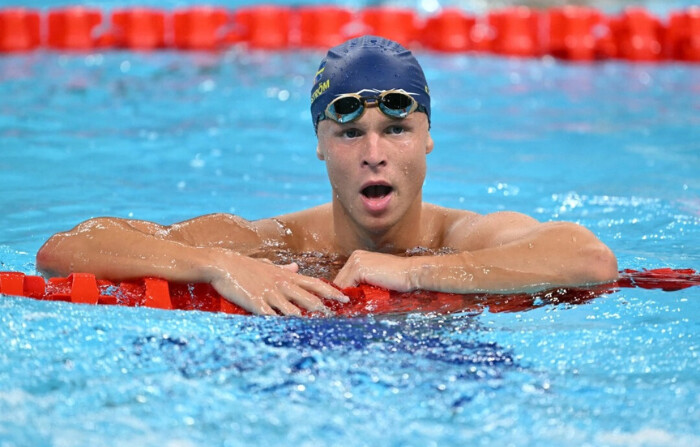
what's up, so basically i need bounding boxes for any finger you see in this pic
[265,292,303,317]
[257,300,279,316]
[333,266,358,290]
[296,276,350,303]
[283,285,332,315]
[223,295,277,316]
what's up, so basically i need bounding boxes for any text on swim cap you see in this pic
[311,79,330,103]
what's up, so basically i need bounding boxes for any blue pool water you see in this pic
[1,21,699,447]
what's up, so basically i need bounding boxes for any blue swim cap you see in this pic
[310,35,430,129]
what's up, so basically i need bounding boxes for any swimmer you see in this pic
[36,35,618,316]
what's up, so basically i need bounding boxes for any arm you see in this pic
[334,212,618,293]
[37,214,348,315]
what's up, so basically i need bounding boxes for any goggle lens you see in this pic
[327,96,364,123]
[379,92,415,118]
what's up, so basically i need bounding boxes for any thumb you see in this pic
[278,262,299,273]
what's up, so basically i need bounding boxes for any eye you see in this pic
[386,125,405,135]
[342,128,362,139]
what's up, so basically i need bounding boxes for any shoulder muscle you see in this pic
[444,211,539,251]
[168,213,283,251]
[274,204,334,252]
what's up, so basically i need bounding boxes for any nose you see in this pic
[361,132,387,169]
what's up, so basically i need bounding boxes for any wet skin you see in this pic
[315,106,434,252]
[36,108,618,316]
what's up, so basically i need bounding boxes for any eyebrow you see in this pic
[339,114,406,127]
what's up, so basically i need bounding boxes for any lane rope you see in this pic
[0,5,698,62]
[1,268,698,316]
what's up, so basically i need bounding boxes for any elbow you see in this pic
[35,217,118,277]
[578,240,618,286]
[554,222,618,286]
[36,233,68,277]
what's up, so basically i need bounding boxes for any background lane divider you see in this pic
[0,5,697,62]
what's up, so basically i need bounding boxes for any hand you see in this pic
[334,250,415,292]
[208,252,349,316]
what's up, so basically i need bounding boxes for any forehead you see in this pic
[317,107,429,134]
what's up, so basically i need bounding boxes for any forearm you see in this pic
[408,252,558,293]
[37,217,347,316]
[408,224,618,293]
[36,218,224,282]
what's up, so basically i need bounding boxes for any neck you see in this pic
[330,195,425,256]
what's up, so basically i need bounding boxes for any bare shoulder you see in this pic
[442,209,610,252]
[421,203,479,248]
[441,209,540,251]
[274,203,334,251]
[164,205,333,252]
[165,213,282,251]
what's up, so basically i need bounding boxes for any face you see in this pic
[316,106,434,236]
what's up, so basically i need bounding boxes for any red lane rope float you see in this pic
[0,7,40,52]
[173,6,230,50]
[47,7,107,51]
[0,5,698,62]
[1,269,698,317]
[548,6,602,61]
[297,6,354,49]
[489,6,541,57]
[112,7,166,50]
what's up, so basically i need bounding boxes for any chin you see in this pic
[355,212,400,235]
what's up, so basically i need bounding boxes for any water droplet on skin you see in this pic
[460,272,474,283]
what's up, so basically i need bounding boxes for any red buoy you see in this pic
[234,6,291,50]
[548,6,601,61]
[48,7,104,50]
[422,8,476,52]
[617,7,664,61]
[112,8,166,50]
[296,6,355,49]
[173,6,229,50]
[489,7,541,57]
[361,7,419,48]
[666,7,700,62]
[0,8,40,52]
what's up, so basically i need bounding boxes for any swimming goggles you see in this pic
[318,89,426,126]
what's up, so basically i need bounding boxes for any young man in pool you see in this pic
[36,35,618,316]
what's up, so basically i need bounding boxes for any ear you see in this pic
[316,143,325,161]
[425,132,434,155]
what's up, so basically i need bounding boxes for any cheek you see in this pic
[399,147,427,180]
[324,152,352,189]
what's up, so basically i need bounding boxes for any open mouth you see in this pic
[361,184,393,199]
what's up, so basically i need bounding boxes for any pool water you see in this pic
[1,42,699,446]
